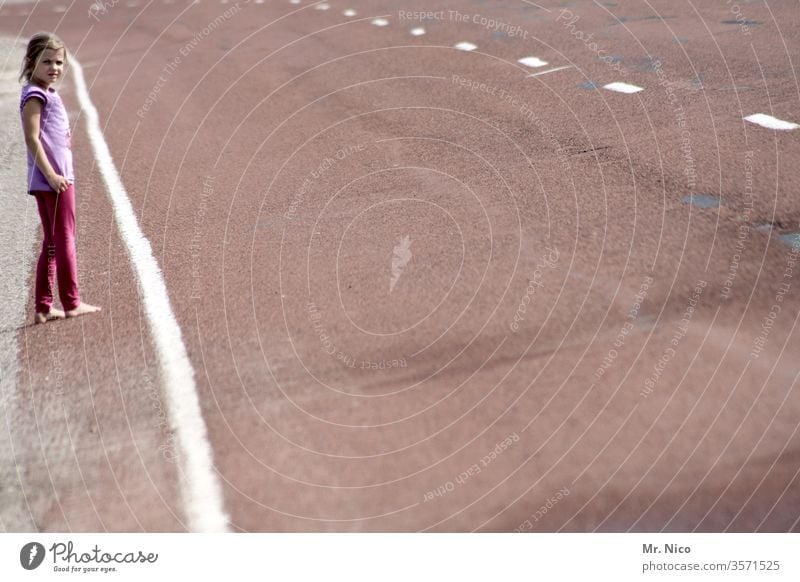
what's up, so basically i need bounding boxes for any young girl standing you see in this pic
[20,32,100,324]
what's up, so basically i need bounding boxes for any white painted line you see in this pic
[343,9,356,17]
[313,2,329,10]
[410,27,425,36]
[371,17,389,26]
[744,113,799,130]
[70,59,230,533]
[603,81,644,94]
[518,56,548,68]
[454,41,477,51]
[527,65,572,78]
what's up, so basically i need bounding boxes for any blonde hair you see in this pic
[19,32,67,84]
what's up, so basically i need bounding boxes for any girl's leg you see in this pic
[50,184,81,311]
[32,186,99,322]
[33,191,58,314]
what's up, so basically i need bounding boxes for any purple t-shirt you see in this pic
[19,83,74,193]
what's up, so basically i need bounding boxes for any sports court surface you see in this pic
[1,0,799,532]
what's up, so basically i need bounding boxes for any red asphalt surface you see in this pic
[1,0,799,532]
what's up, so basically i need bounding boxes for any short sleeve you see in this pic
[21,85,48,112]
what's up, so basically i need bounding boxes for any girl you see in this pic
[20,32,100,324]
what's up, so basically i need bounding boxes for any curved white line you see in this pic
[71,58,229,533]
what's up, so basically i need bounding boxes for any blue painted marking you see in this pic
[637,56,661,72]
[721,19,761,25]
[779,232,800,250]
[578,81,598,90]
[682,194,720,208]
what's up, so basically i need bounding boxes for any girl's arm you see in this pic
[22,98,70,193]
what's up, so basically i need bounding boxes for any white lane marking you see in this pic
[518,56,548,68]
[343,9,356,17]
[527,65,572,77]
[455,41,477,51]
[70,58,229,533]
[314,2,329,10]
[410,27,425,36]
[744,113,799,130]
[603,81,644,93]
[371,17,389,26]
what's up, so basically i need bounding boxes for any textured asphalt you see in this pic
[1,0,799,532]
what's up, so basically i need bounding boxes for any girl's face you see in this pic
[30,47,65,89]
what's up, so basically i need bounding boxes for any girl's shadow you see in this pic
[0,321,48,334]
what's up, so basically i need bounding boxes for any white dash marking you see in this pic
[410,27,425,36]
[371,17,389,26]
[314,2,330,10]
[70,58,230,533]
[744,113,799,130]
[343,8,356,16]
[527,65,572,77]
[518,56,548,68]
[290,0,300,4]
[603,81,644,94]
[455,41,477,51]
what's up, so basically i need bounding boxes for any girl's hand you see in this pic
[47,173,70,193]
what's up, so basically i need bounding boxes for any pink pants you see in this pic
[32,185,80,313]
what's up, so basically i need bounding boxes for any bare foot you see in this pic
[34,307,66,324]
[65,303,102,318]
